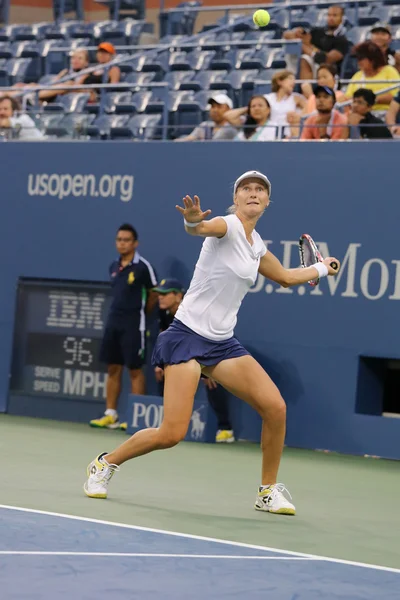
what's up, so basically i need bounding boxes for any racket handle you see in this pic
[330,261,338,270]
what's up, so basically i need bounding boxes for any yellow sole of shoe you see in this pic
[83,485,107,499]
[254,505,295,516]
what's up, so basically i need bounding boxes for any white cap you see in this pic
[207,93,233,109]
[234,170,272,197]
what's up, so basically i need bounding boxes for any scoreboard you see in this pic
[10,278,112,402]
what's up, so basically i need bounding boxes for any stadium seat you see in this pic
[189,70,229,91]
[159,1,201,38]
[6,57,35,83]
[0,42,12,59]
[183,49,215,71]
[209,49,237,71]
[165,70,196,90]
[239,49,270,70]
[110,113,162,140]
[87,114,130,139]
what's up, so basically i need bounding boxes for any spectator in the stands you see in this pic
[348,89,392,139]
[175,93,236,141]
[369,23,400,73]
[79,42,121,102]
[0,95,44,140]
[284,6,350,97]
[386,90,400,136]
[345,42,400,111]
[38,48,90,102]
[7,49,89,105]
[224,95,275,141]
[304,64,347,112]
[264,70,306,138]
[301,86,348,140]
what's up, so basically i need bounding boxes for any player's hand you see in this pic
[323,257,340,276]
[154,366,164,382]
[202,377,218,390]
[176,195,212,223]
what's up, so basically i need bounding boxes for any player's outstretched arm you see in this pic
[259,251,340,287]
[176,195,227,238]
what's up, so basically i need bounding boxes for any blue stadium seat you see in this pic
[6,57,35,83]
[12,41,40,59]
[389,6,400,25]
[239,49,270,70]
[356,7,378,26]
[0,58,9,85]
[159,1,201,38]
[346,26,369,45]
[131,90,154,112]
[101,91,135,114]
[0,42,12,59]
[59,93,90,113]
[110,113,162,140]
[266,49,287,69]
[170,96,202,138]
[36,113,64,135]
[87,114,130,139]
[209,49,237,71]
[187,49,216,71]
[59,21,93,42]
[165,70,196,91]
[168,51,192,71]
[95,0,146,22]
[189,70,229,91]
[340,53,359,80]
[213,69,258,105]
[8,25,36,42]
[243,30,276,43]
[53,0,84,22]
[124,71,156,86]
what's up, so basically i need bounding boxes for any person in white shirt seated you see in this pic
[265,70,306,139]
[0,95,44,140]
[224,95,276,141]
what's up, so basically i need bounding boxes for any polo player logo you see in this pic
[128,272,135,284]
[190,405,206,440]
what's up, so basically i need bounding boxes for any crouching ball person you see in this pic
[84,171,340,515]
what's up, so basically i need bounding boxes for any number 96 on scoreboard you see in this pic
[10,278,111,402]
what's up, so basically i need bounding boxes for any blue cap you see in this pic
[314,85,336,102]
[154,278,185,294]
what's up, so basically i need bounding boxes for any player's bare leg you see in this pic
[204,355,295,515]
[84,361,201,498]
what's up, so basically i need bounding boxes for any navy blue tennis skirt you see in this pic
[152,319,249,368]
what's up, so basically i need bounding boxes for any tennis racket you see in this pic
[298,234,338,287]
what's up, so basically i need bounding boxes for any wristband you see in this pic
[313,262,328,278]
[184,218,202,228]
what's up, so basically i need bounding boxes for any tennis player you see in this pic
[84,170,340,515]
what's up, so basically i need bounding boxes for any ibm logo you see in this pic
[46,291,105,331]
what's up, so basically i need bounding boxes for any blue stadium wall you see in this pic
[1,141,400,459]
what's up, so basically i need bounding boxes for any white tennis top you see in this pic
[175,214,267,341]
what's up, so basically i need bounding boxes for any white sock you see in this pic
[105,409,118,418]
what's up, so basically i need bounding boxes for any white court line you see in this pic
[0,551,320,560]
[0,504,399,575]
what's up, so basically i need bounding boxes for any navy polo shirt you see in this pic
[108,252,157,319]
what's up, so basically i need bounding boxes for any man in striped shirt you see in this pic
[90,223,158,430]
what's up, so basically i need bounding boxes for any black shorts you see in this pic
[99,317,146,370]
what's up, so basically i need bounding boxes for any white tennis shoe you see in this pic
[254,483,296,515]
[83,452,119,499]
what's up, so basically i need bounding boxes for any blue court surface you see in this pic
[0,505,399,600]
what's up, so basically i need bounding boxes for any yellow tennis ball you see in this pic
[253,9,271,28]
